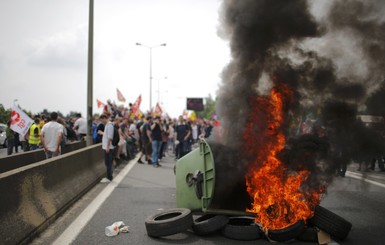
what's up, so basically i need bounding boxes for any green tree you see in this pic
[0,104,11,123]
[196,94,216,120]
[40,108,50,117]
[66,111,81,119]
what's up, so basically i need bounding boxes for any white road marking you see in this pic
[346,171,385,189]
[53,157,139,245]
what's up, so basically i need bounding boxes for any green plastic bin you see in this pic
[176,139,253,216]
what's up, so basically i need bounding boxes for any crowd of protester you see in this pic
[96,102,215,182]
[3,98,216,183]
[97,113,215,182]
[5,112,87,158]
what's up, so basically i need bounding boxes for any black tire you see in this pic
[297,227,318,242]
[267,220,305,242]
[309,205,352,240]
[221,217,262,241]
[145,208,193,237]
[192,214,229,235]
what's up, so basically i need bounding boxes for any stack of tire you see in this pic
[298,205,353,243]
[145,205,352,243]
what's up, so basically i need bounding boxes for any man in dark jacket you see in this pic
[174,116,191,159]
[151,116,163,167]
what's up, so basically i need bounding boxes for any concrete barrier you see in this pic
[0,141,87,174]
[0,144,105,245]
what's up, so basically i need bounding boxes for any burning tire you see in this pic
[267,220,305,242]
[297,227,319,242]
[221,217,262,241]
[192,214,229,235]
[145,208,193,237]
[309,205,352,240]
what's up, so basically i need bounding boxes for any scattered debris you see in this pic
[105,221,129,237]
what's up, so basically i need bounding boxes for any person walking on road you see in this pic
[151,116,162,168]
[167,121,175,154]
[138,116,153,164]
[174,116,191,159]
[6,120,15,155]
[29,117,41,150]
[74,113,87,141]
[14,132,20,153]
[40,112,64,159]
[100,114,115,183]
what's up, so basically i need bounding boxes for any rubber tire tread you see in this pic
[192,214,229,235]
[145,208,193,237]
[267,220,305,242]
[221,217,262,241]
[309,205,352,240]
[297,227,318,242]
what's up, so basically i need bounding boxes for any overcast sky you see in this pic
[0,0,230,118]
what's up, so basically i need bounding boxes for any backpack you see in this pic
[66,126,77,141]
[112,125,120,147]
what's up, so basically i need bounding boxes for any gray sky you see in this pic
[0,0,230,118]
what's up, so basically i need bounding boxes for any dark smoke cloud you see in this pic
[327,0,385,84]
[215,0,385,199]
[217,0,320,148]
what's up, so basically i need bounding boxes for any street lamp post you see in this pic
[135,43,166,111]
[87,0,94,145]
[156,76,167,104]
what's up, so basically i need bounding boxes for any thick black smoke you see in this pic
[216,0,320,148]
[215,0,385,196]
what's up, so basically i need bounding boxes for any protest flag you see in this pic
[154,103,163,116]
[96,99,104,109]
[132,95,142,117]
[116,88,126,102]
[10,104,33,137]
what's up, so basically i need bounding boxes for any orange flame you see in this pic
[243,84,322,231]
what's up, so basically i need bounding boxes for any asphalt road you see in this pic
[31,152,385,245]
[0,146,8,156]
[0,145,23,157]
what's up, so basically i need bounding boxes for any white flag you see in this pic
[10,104,33,137]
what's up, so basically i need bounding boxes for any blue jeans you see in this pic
[45,150,60,159]
[168,138,175,153]
[104,149,113,180]
[30,144,39,150]
[152,140,161,165]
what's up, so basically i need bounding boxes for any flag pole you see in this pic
[86,0,94,145]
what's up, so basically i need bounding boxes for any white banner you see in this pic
[10,104,33,137]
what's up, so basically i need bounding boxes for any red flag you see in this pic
[96,99,104,109]
[154,103,163,116]
[131,95,142,117]
[116,88,126,102]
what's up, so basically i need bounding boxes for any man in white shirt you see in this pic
[100,114,115,183]
[74,113,87,140]
[40,112,64,159]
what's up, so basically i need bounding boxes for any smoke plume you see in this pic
[216,0,385,193]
